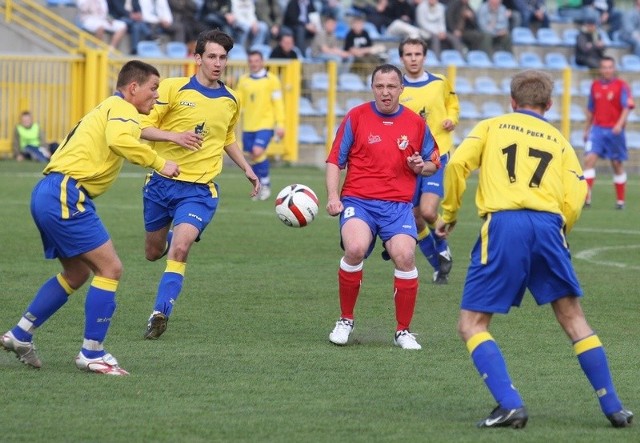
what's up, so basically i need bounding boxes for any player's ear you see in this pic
[510,97,517,111]
[545,100,552,111]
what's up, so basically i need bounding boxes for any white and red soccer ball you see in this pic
[274,184,319,228]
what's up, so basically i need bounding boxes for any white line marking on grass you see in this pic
[574,244,640,270]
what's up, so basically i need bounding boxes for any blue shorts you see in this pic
[413,153,448,206]
[585,126,628,161]
[242,130,274,153]
[143,173,219,235]
[339,197,417,258]
[461,210,583,314]
[31,172,109,259]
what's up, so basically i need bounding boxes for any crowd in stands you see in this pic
[59,0,638,69]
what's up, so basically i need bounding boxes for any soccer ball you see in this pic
[274,184,319,227]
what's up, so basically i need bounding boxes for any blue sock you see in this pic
[153,260,186,317]
[574,335,623,415]
[160,230,173,258]
[253,158,270,183]
[468,332,523,409]
[83,276,118,356]
[417,229,439,270]
[12,274,73,342]
[430,227,450,255]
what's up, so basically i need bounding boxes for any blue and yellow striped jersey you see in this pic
[44,94,166,198]
[400,72,459,156]
[141,76,240,183]
[235,70,285,131]
[442,110,587,233]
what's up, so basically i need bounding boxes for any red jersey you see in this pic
[326,102,439,202]
[588,77,635,128]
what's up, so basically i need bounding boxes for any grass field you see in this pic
[0,160,639,442]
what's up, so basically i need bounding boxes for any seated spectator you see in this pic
[445,0,492,54]
[13,111,57,162]
[169,0,207,54]
[501,0,522,29]
[310,14,353,71]
[620,0,640,57]
[351,0,392,33]
[514,0,549,30]
[477,0,513,55]
[76,0,128,51]
[270,31,299,59]
[255,0,283,42]
[199,0,234,36]
[384,0,431,42]
[581,0,622,38]
[139,0,175,41]
[343,10,387,68]
[575,16,606,69]
[107,0,148,55]
[283,0,318,54]
[232,0,269,48]
[415,0,465,57]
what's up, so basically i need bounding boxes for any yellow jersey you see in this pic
[235,69,285,132]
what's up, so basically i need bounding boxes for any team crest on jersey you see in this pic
[397,135,409,150]
[195,122,208,136]
[368,133,382,144]
[180,101,195,107]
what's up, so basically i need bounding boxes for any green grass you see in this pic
[0,160,639,442]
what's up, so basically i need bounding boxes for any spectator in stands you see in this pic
[168,0,207,54]
[383,0,431,42]
[415,0,465,58]
[581,0,622,39]
[445,0,492,54]
[500,0,522,29]
[351,0,392,33]
[283,0,318,54]
[76,0,128,52]
[514,0,550,30]
[12,111,56,162]
[310,14,353,71]
[255,0,284,42]
[270,31,299,59]
[139,0,175,41]
[343,10,387,69]
[620,0,640,57]
[477,0,513,55]
[575,16,606,69]
[232,0,269,48]
[107,0,147,55]
[199,0,234,36]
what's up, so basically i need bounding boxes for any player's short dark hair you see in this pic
[116,60,160,89]
[601,55,616,65]
[195,29,234,56]
[248,49,263,59]
[511,70,553,109]
[371,64,403,85]
[398,37,428,57]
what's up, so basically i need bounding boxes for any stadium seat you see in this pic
[47,0,75,5]
[387,48,401,65]
[455,76,474,95]
[536,28,562,46]
[562,28,579,46]
[570,102,586,122]
[136,40,165,58]
[345,97,366,110]
[228,45,247,60]
[570,129,585,148]
[579,78,592,96]
[458,100,481,119]
[492,50,518,68]
[166,41,188,58]
[466,50,493,68]
[440,49,466,67]
[545,52,569,69]
[298,124,325,144]
[250,44,272,59]
[626,130,640,149]
[481,101,505,118]
[512,27,537,45]
[424,50,440,67]
[500,77,512,94]
[545,106,561,122]
[519,51,544,68]
[620,54,640,72]
[627,108,640,123]
[315,97,346,116]
[310,72,329,90]
[632,80,640,97]
[299,97,320,116]
[474,76,500,94]
[338,73,366,91]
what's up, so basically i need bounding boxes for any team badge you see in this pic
[397,135,409,150]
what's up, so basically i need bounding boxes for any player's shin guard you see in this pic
[417,227,439,270]
[153,260,186,317]
[467,332,523,409]
[83,276,118,358]
[338,258,363,320]
[613,173,626,205]
[393,268,418,331]
[12,274,74,342]
[574,335,623,415]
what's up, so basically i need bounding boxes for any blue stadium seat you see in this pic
[512,27,537,45]
[632,81,640,98]
[298,124,325,144]
[458,100,481,119]
[545,106,561,122]
[519,51,544,68]
[310,72,329,90]
[299,97,320,116]
[228,45,248,60]
[570,129,585,148]
[440,49,466,67]
[562,28,579,46]
[424,50,440,67]
[339,73,366,91]
[500,77,512,94]
[545,52,569,69]
[345,97,366,111]
[386,48,401,65]
[474,76,500,94]
[455,76,474,94]
[481,101,505,118]
[250,44,272,59]
[166,41,188,58]
[492,50,518,68]
[466,50,493,68]
[136,40,165,58]
[626,130,640,149]
[47,0,75,5]
[315,97,346,116]
[570,103,586,122]
[579,78,592,96]
[536,28,562,46]
[621,54,640,72]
